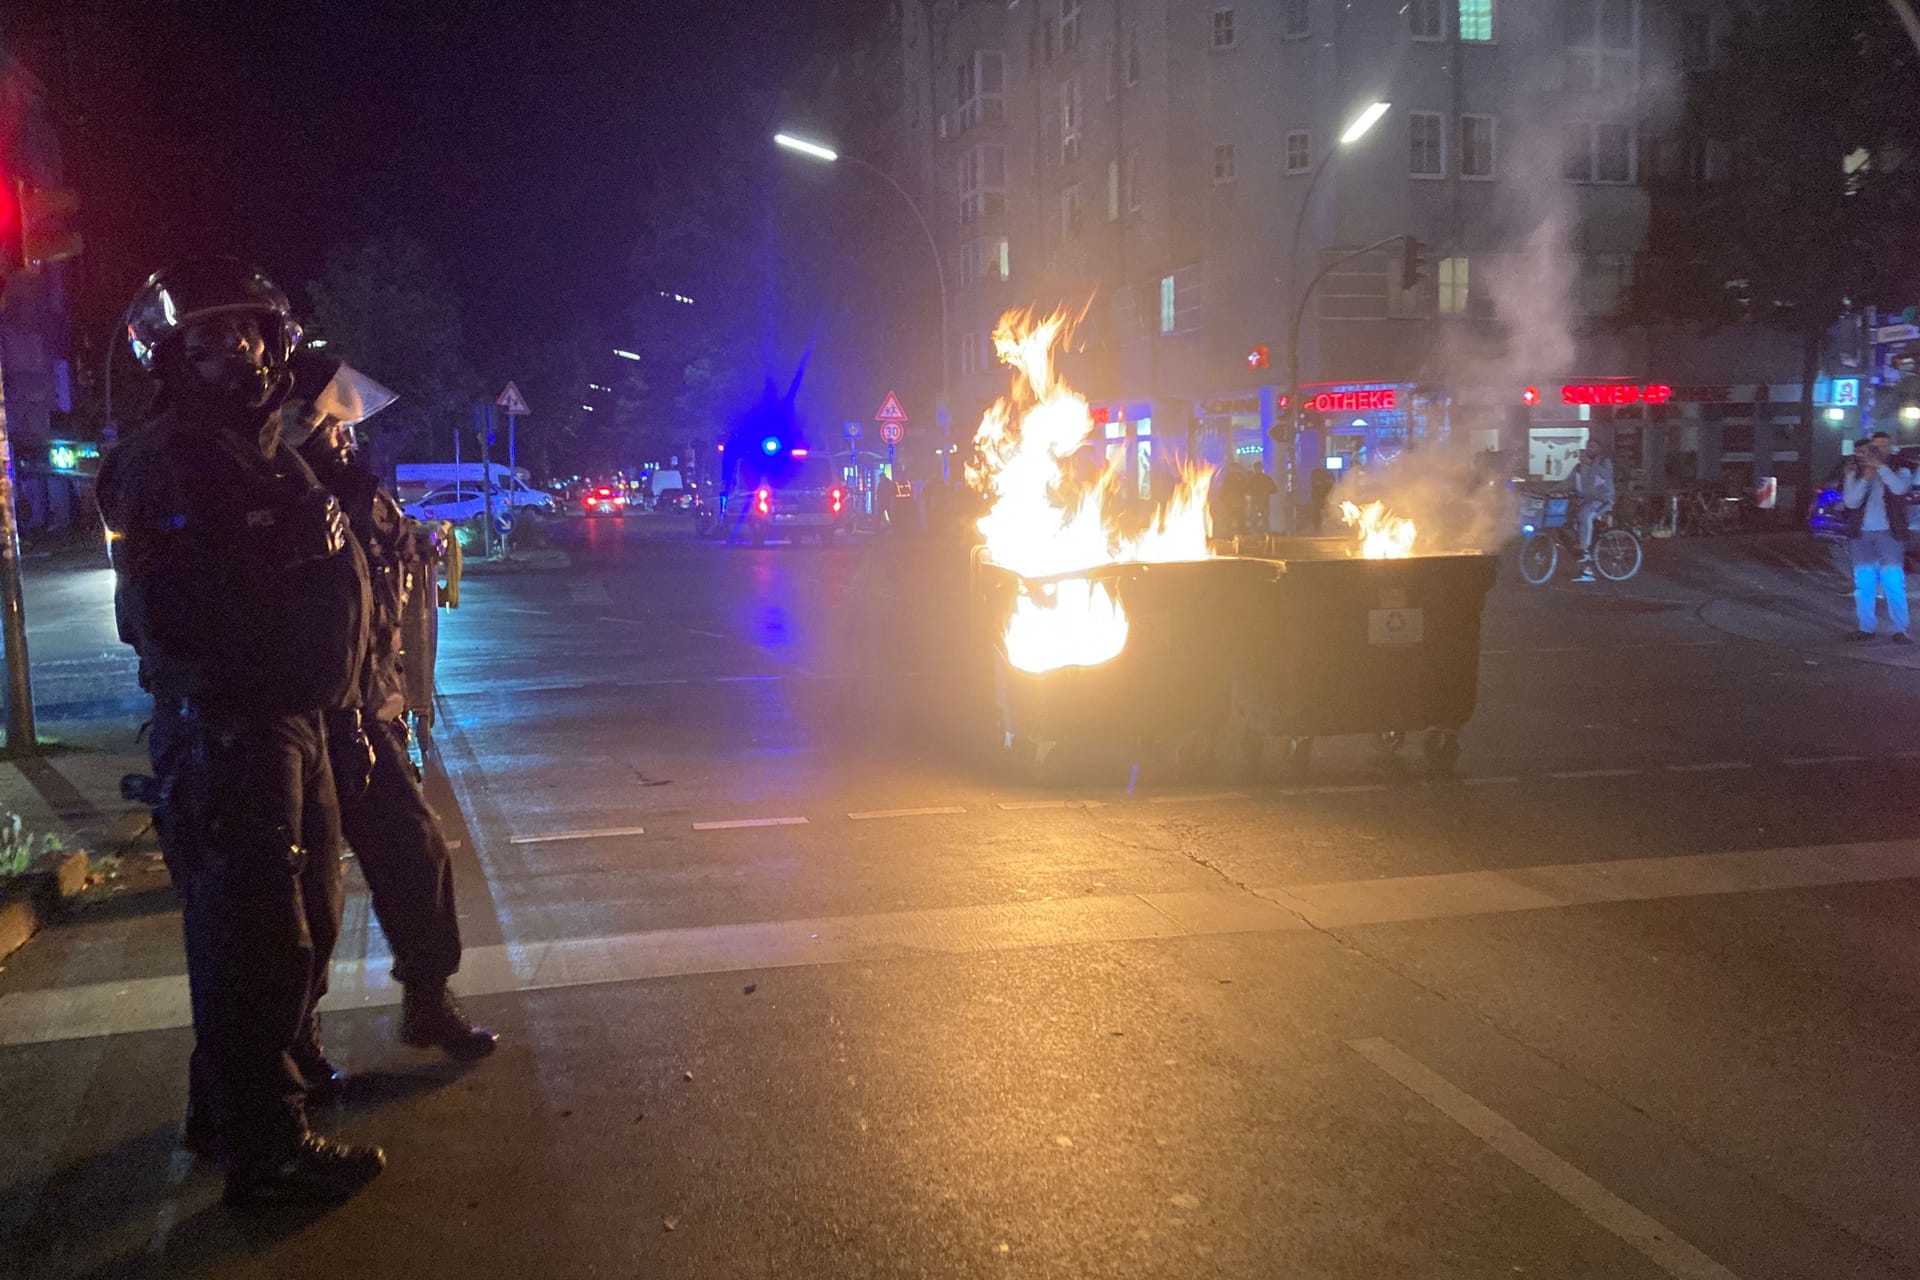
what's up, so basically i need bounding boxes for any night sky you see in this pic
[6,0,896,388]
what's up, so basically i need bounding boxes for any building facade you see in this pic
[891,0,1837,524]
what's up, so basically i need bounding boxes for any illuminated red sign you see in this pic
[1310,389,1397,414]
[1091,406,1111,424]
[1560,383,1673,406]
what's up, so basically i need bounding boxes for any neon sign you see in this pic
[1560,383,1673,406]
[1309,389,1396,413]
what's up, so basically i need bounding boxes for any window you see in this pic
[1125,148,1143,211]
[1409,0,1443,41]
[1285,130,1310,174]
[1458,0,1493,42]
[1213,143,1237,184]
[956,51,1005,131]
[1062,184,1084,240]
[959,331,993,378]
[1060,77,1082,163]
[1563,121,1635,183]
[1284,0,1310,38]
[1438,257,1470,315]
[958,144,1007,222]
[1566,0,1638,89]
[1409,112,1445,178]
[1211,8,1236,49]
[1679,10,1711,70]
[1060,0,1082,52]
[1460,115,1496,178]
[1107,157,1120,220]
[1159,274,1176,334]
[1582,253,1634,315]
[960,236,1011,285]
[1125,25,1141,84]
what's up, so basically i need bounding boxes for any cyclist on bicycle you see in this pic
[1571,440,1615,583]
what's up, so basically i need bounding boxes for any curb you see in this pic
[0,850,91,963]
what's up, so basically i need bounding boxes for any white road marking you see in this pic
[847,806,968,821]
[995,799,1106,811]
[1782,755,1865,766]
[712,675,781,683]
[1348,1038,1741,1280]
[12,838,1920,1049]
[691,816,810,831]
[1664,761,1750,773]
[1146,791,1250,804]
[508,825,648,845]
[1548,768,1642,780]
[685,628,730,640]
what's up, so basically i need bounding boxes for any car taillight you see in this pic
[586,495,599,505]
[829,487,845,514]
[755,487,772,515]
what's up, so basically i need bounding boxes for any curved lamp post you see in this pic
[775,131,952,480]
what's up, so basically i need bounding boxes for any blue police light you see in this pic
[1522,523,1536,534]
[761,436,781,456]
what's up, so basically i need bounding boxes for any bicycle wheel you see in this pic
[1517,533,1559,585]
[1592,528,1642,581]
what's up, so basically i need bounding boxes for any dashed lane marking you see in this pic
[1665,761,1752,773]
[10,838,1920,1049]
[1146,791,1251,805]
[712,675,781,683]
[1548,768,1642,780]
[1349,1039,1741,1280]
[847,806,969,821]
[691,816,810,831]
[995,799,1106,811]
[508,825,648,845]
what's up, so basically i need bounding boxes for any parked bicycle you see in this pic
[1515,493,1643,585]
[1674,481,1743,537]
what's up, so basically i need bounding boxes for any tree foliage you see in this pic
[305,225,475,474]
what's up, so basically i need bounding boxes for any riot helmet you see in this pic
[125,258,304,409]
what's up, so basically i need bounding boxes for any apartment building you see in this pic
[892,0,1831,521]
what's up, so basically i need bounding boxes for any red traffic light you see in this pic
[1247,344,1271,370]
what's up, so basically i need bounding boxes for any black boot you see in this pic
[222,1132,386,1209]
[292,1019,347,1106]
[399,983,498,1060]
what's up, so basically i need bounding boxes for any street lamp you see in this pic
[1282,100,1390,531]
[774,129,952,481]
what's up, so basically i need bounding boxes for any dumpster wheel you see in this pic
[1423,729,1461,777]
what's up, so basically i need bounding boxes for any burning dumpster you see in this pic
[1230,543,1497,777]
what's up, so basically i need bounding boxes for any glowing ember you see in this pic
[968,308,1213,673]
[1339,500,1417,559]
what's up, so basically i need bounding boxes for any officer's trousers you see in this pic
[156,707,343,1164]
[338,716,462,987]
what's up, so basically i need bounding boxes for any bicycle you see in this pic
[1674,481,1742,537]
[1515,494,1643,585]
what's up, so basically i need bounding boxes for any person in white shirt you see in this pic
[1841,432,1912,642]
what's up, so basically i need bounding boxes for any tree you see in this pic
[1633,0,1920,439]
[305,225,475,478]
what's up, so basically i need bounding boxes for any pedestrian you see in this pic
[1308,466,1335,532]
[289,384,499,1059]
[97,258,385,1207]
[1243,462,1278,536]
[1571,439,1615,583]
[1841,431,1912,642]
[1214,462,1245,540]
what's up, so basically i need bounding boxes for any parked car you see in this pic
[404,486,492,524]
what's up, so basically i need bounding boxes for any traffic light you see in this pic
[1401,236,1428,289]
[1247,344,1270,371]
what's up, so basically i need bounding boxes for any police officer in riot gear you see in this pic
[98,258,384,1208]
[287,377,498,1059]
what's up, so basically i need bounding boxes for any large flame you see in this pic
[1339,500,1417,559]
[969,308,1213,673]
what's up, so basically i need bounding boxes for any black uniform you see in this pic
[99,402,371,1168]
[311,456,463,988]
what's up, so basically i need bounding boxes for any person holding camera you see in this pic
[98,258,386,1208]
[1841,432,1912,642]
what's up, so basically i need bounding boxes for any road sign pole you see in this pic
[480,402,497,559]
[0,359,37,754]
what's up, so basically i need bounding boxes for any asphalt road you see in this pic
[2,517,1918,1279]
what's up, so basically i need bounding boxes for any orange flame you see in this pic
[969,308,1214,673]
[1339,500,1417,559]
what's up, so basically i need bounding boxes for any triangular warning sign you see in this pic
[874,391,908,421]
[496,381,531,415]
